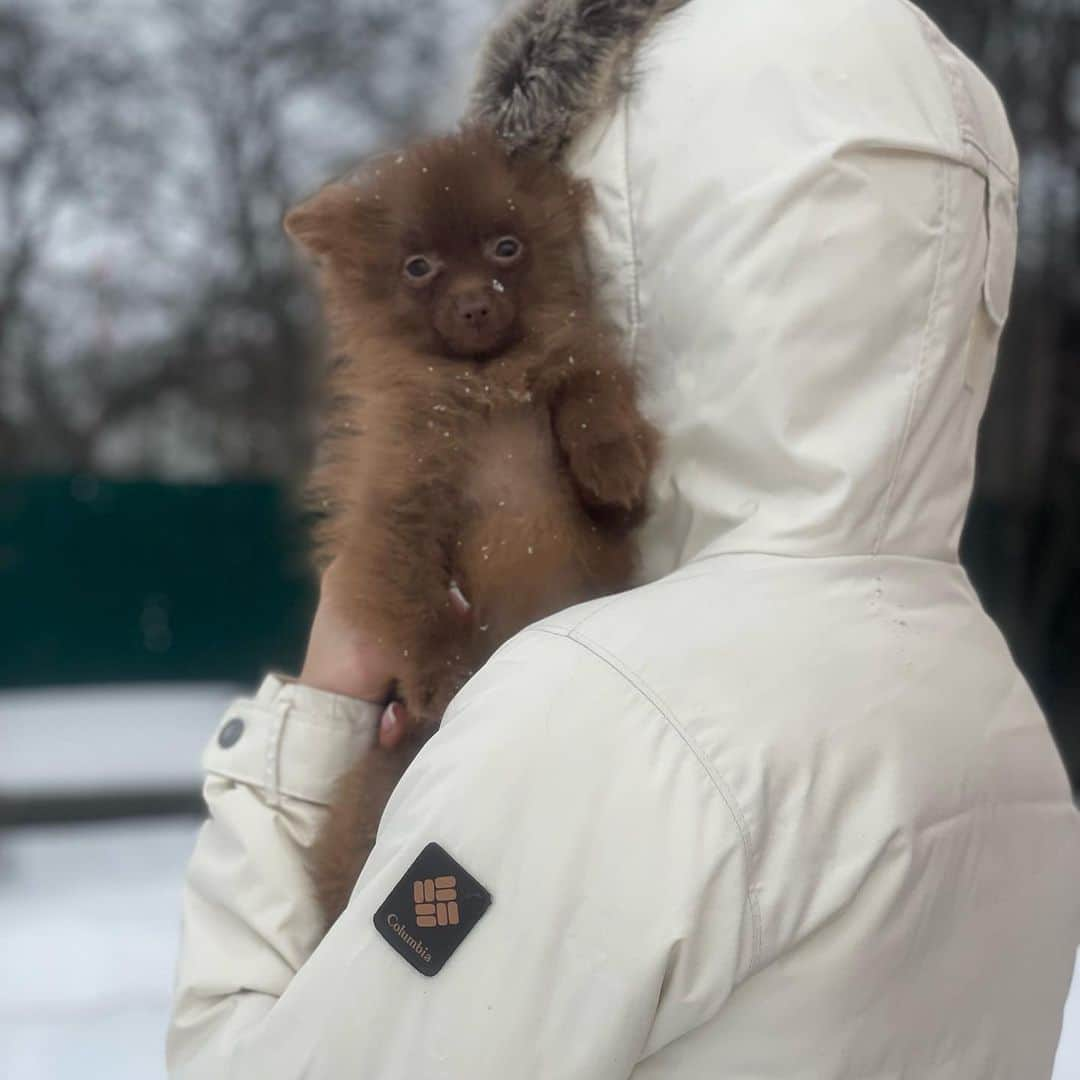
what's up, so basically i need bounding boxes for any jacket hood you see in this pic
[469,0,1020,580]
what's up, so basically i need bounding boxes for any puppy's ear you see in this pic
[284,181,381,260]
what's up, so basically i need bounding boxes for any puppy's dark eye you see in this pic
[404,255,436,281]
[490,236,523,263]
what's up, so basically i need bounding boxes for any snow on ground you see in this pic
[1,684,237,794]
[1,683,224,1079]
[0,818,200,1080]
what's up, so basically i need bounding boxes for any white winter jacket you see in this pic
[168,1,1080,1076]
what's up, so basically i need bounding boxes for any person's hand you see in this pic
[299,561,470,749]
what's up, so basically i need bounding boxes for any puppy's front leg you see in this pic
[550,354,658,516]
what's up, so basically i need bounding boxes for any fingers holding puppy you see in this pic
[300,560,474,748]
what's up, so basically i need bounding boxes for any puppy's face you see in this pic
[286,128,592,360]
[397,227,523,358]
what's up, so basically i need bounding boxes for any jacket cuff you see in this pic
[201,674,382,806]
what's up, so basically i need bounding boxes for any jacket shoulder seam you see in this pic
[528,624,763,973]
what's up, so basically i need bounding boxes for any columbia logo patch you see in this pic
[374,843,491,976]
[413,875,459,926]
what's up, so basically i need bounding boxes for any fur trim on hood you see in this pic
[468,0,687,159]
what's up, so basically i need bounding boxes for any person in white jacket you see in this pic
[168,1,1080,1076]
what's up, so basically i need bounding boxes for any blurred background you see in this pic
[0,1,1076,1077]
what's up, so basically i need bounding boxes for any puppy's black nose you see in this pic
[454,293,491,326]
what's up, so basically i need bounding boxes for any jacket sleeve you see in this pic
[167,675,384,1071]
[168,633,755,1079]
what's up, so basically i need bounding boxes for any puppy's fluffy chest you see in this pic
[406,353,569,520]
[463,408,565,521]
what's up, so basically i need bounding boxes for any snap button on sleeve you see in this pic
[203,682,383,803]
[217,717,245,749]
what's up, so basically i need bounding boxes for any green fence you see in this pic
[0,477,316,689]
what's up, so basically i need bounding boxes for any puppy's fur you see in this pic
[286,127,657,926]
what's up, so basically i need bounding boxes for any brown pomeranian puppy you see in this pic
[285,126,658,926]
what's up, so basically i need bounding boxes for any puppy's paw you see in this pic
[569,430,651,513]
